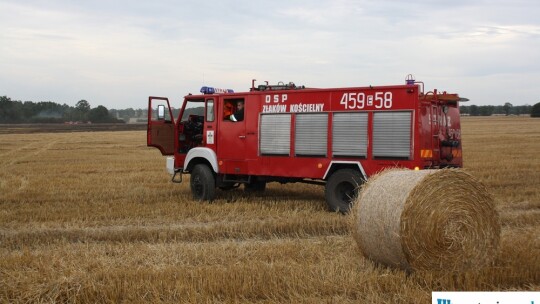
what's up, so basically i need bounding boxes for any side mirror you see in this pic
[157,105,165,120]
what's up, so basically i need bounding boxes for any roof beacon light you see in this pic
[200,86,234,94]
[405,74,415,85]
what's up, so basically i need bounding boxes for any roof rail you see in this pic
[251,81,305,91]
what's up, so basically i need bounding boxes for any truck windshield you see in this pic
[181,99,205,122]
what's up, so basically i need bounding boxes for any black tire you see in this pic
[325,168,364,213]
[244,180,266,193]
[190,164,216,201]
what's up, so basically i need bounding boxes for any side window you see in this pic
[206,99,214,122]
[223,98,245,122]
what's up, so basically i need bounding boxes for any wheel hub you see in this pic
[335,181,355,204]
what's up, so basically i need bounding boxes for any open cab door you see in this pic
[147,97,175,155]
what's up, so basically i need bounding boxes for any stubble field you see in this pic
[1,117,539,303]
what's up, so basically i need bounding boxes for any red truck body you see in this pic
[147,78,465,212]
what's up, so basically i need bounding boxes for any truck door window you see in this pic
[223,101,233,120]
[151,100,172,122]
[224,98,245,122]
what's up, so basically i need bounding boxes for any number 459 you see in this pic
[339,92,366,109]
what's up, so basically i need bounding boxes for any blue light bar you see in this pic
[405,74,415,85]
[200,86,234,94]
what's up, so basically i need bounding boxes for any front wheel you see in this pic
[325,169,364,213]
[190,164,216,201]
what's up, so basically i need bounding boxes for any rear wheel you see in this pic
[190,164,216,201]
[325,169,364,213]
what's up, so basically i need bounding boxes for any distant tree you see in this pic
[493,105,504,115]
[22,101,37,118]
[478,105,495,116]
[503,102,513,116]
[62,107,76,121]
[76,100,91,112]
[124,108,136,118]
[75,100,91,121]
[531,102,540,117]
[0,96,23,123]
[88,105,112,123]
[469,105,479,116]
[24,101,65,123]
[516,104,532,115]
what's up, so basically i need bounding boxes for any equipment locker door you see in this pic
[217,97,247,173]
[147,97,175,155]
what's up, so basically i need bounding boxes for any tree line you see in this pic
[0,96,122,123]
[1,95,539,123]
[459,103,538,116]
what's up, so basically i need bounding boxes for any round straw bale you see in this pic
[351,169,500,272]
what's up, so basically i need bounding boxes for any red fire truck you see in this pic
[147,76,466,212]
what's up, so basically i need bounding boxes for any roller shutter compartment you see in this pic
[260,114,291,155]
[372,111,412,159]
[332,112,368,158]
[295,113,328,156]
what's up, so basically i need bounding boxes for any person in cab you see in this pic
[230,101,244,122]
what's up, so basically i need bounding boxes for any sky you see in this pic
[1,0,539,109]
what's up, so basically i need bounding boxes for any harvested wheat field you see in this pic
[1,117,539,303]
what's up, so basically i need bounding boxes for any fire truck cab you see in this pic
[147,76,466,212]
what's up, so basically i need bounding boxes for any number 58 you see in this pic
[375,92,392,109]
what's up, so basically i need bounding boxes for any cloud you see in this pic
[0,0,539,107]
